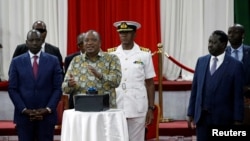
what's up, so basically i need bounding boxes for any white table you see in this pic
[60,109,129,141]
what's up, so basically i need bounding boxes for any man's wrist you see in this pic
[98,73,103,79]
[148,106,155,111]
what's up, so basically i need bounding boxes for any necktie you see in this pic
[33,56,38,79]
[234,50,239,61]
[210,57,217,75]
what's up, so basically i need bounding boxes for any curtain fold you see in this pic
[0,0,235,80]
[160,0,233,81]
[67,0,161,79]
[0,0,67,80]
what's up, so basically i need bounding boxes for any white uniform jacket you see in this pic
[110,43,156,118]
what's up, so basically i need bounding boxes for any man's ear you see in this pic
[133,31,137,38]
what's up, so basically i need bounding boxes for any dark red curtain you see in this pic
[67,0,161,78]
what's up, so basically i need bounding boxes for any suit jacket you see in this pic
[8,52,63,125]
[13,43,63,70]
[226,45,250,97]
[187,54,245,124]
[64,52,81,73]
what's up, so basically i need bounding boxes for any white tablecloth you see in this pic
[0,91,191,121]
[60,109,129,141]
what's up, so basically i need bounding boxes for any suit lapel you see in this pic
[22,53,35,80]
[242,45,250,64]
[44,43,51,53]
[225,46,231,55]
[36,52,47,80]
[200,55,210,83]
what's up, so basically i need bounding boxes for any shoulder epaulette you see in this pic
[139,46,151,52]
[107,47,117,53]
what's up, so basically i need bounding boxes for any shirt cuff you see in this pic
[46,107,52,113]
[22,108,27,113]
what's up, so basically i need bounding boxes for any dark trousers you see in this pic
[196,110,212,141]
[16,120,55,141]
[243,106,250,125]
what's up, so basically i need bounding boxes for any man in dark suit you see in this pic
[12,20,63,71]
[187,30,245,141]
[64,32,85,109]
[226,24,250,125]
[64,32,85,73]
[8,29,63,141]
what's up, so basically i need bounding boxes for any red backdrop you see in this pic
[67,0,161,78]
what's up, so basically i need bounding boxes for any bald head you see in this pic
[26,29,41,39]
[77,32,86,53]
[85,30,101,41]
[32,20,46,30]
[77,33,86,45]
[229,24,245,33]
[26,29,42,54]
[228,23,245,48]
[32,20,47,42]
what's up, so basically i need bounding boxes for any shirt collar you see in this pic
[230,44,243,53]
[83,50,104,59]
[29,51,41,59]
[39,42,45,52]
[211,52,225,62]
[116,42,140,52]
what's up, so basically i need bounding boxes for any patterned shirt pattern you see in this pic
[62,51,121,108]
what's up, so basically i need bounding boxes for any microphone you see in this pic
[86,87,98,95]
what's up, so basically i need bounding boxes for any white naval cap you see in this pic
[113,21,141,32]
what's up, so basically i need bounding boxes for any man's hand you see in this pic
[187,116,196,129]
[36,108,50,116]
[22,109,35,116]
[145,110,154,126]
[23,109,39,121]
[87,65,103,79]
[243,86,250,93]
[244,97,250,106]
[23,108,49,121]
[234,121,242,125]
[68,74,77,87]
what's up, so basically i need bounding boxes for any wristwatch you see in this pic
[148,106,155,111]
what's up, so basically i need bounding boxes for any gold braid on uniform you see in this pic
[107,47,117,53]
[139,46,151,52]
[107,46,151,52]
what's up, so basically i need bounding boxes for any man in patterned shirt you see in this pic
[62,30,121,108]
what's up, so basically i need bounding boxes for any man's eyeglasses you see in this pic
[36,29,47,33]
